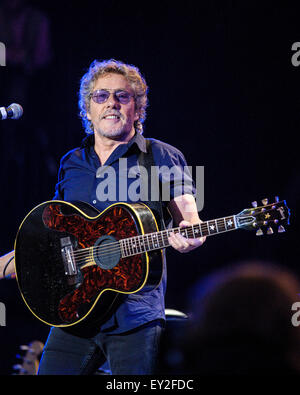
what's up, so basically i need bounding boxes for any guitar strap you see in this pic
[137,138,170,231]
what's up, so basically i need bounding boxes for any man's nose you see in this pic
[106,93,121,108]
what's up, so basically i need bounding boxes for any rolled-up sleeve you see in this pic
[151,139,196,203]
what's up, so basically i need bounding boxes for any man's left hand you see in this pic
[168,220,206,253]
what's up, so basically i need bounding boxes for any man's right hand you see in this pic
[0,250,15,279]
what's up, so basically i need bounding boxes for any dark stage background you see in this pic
[0,0,299,375]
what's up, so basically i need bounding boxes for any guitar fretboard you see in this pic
[119,215,237,258]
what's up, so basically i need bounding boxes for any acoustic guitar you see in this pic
[14,198,290,328]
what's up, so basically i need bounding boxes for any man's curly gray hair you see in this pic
[78,59,148,135]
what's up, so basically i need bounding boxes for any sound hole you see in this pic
[93,235,120,270]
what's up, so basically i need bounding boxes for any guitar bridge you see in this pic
[60,237,82,287]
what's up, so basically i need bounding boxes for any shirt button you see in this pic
[93,200,97,204]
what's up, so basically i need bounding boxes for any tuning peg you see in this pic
[256,228,264,236]
[267,227,274,235]
[252,201,257,208]
[275,196,279,202]
[262,198,268,205]
[278,225,285,233]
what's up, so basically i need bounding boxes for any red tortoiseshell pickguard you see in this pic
[42,203,145,323]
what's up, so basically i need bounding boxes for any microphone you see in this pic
[0,103,23,120]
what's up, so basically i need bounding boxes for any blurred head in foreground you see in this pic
[183,261,300,375]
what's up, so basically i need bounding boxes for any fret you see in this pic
[185,227,193,238]
[153,234,157,247]
[135,236,141,253]
[233,215,237,229]
[208,220,218,235]
[119,240,125,257]
[123,236,145,257]
[139,236,144,252]
[159,231,167,247]
[159,232,165,247]
[121,214,239,258]
[141,234,146,251]
[162,230,169,246]
[133,232,163,252]
[224,216,235,231]
[139,236,143,252]
[165,229,172,246]
[151,233,157,249]
[136,236,143,253]
[131,237,137,254]
[157,232,163,248]
[193,224,202,237]
[125,238,129,256]
[191,225,196,238]
[207,221,211,235]
[148,233,153,250]
[129,237,134,255]
[141,235,147,252]
[156,233,161,247]
[179,228,188,238]
[149,233,154,249]
[146,233,151,250]
[217,218,227,233]
[126,237,132,256]
[122,238,128,256]
[157,233,163,249]
[200,222,209,236]
[150,233,155,249]
[189,227,196,238]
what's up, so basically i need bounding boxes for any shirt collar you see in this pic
[127,132,147,153]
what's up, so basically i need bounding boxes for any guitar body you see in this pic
[15,201,163,328]
[14,196,290,331]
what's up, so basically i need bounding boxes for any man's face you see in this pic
[87,73,139,140]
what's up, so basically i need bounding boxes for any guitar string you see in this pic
[70,215,236,260]
[70,227,198,267]
[71,226,190,257]
[70,218,236,267]
[71,227,184,263]
[70,223,207,260]
[70,216,241,264]
[40,207,281,271]
[69,216,245,258]
[65,206,279,265]
[72,224,276,266]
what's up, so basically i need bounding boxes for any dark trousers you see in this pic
[38,320,163,375]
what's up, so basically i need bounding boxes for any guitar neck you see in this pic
[120,214,238,258]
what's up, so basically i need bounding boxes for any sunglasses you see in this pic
[90,89,134,105]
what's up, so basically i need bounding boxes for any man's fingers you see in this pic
[179,220,191,228]
[168,232,191,251]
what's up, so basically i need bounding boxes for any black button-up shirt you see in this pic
[53,132,195,333]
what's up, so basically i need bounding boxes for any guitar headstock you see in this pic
[236,197,290,236]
